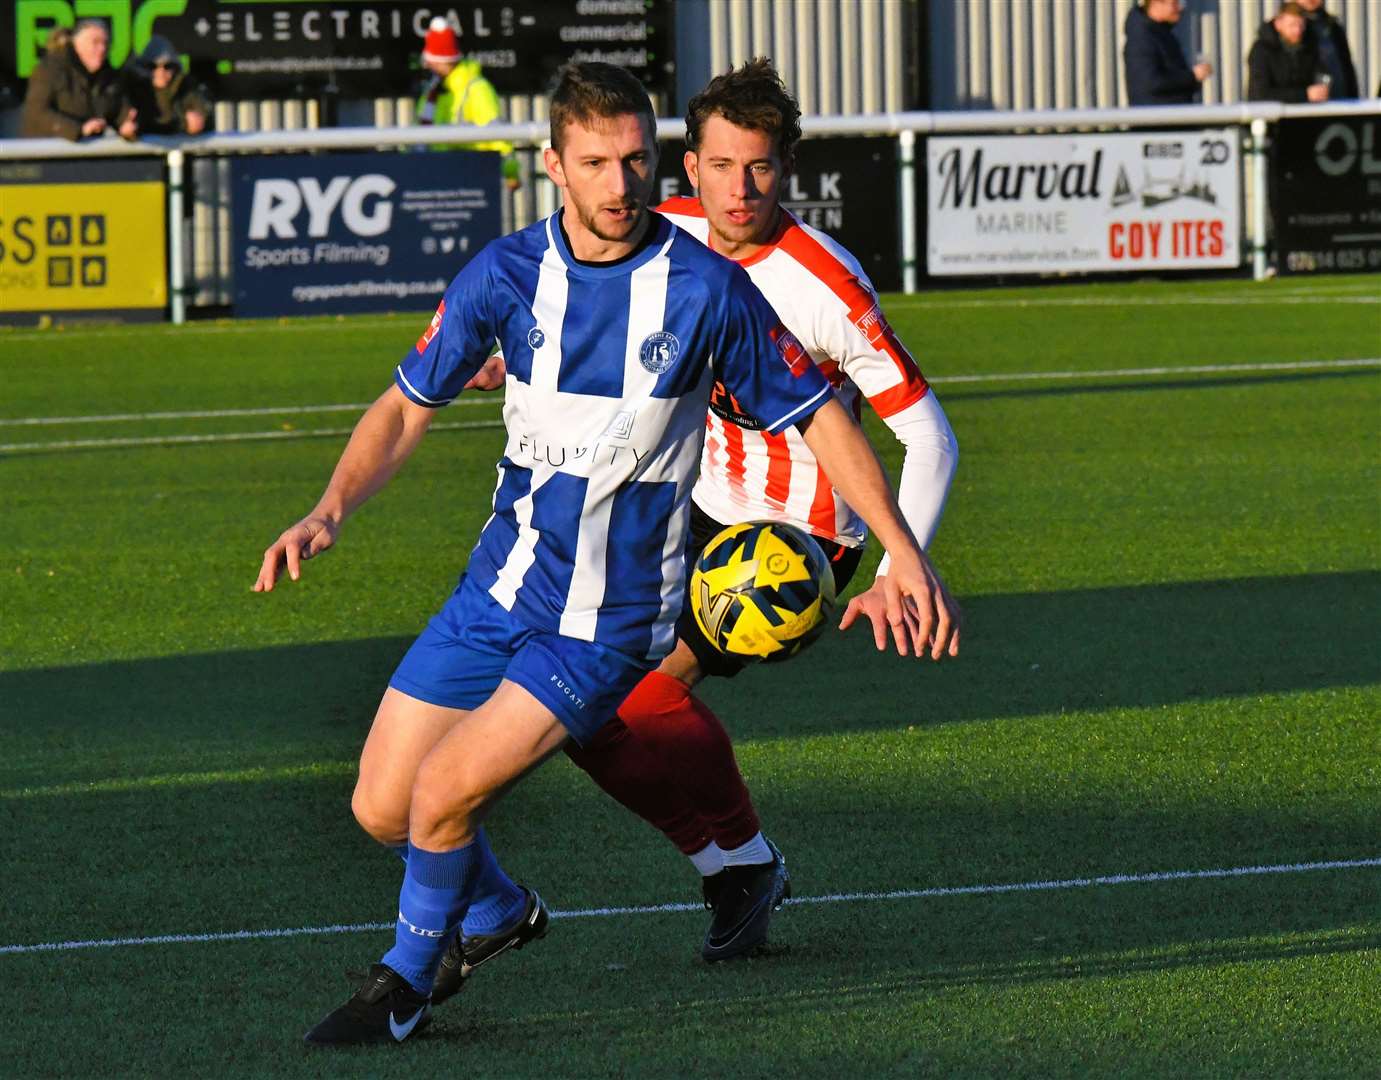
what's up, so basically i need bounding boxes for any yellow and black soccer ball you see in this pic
[690,521,837,662]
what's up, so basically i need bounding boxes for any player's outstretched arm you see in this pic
[254,385,435,592]
[798,398,961,659]
[841,392,960,653]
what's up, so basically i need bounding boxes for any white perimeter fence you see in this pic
[6,99,1380,324]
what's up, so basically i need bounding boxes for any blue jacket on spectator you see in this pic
[1123,4,1200,106]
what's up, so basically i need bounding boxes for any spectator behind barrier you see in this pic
[415,17,521,190]
[21,19,132,140]
[1124,0,1211,106]
[1248,2,1329,103]
[1298,0,1359,99]
[123,35,211,137]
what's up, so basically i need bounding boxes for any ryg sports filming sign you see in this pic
[927,131,1241,276]
[1273,114,1381,276]
[231,150,500,317]
[0,159,166,325]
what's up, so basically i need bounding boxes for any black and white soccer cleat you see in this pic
[702,838,791,962]
[431,886,550,1005]
[303,963,431,1047]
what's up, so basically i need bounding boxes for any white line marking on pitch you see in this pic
[938,357,1381,385]
[890,294,1379,309]
[0,398,496,427]
[3,358,1376,443]
[0,419,504,454]
[1,856,1375,956]
[0,287,1376,343]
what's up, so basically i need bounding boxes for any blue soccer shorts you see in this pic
[388,574,652,746]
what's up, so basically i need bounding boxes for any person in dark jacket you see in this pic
[122,35,211,137]
[1124,0,1212,106]
[1298,0,1359,99]
[1247,2,1329,103]
[20,19,133,140]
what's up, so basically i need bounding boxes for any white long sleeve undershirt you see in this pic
[874,390,958,577]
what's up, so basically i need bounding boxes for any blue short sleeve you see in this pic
[711,266,830,435]
[395,252,497,408]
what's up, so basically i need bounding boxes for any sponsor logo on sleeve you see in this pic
[850,297,922,375]
[415,298,446,353]
[769,323,811,377]
[852,302,888,347]
[708,379,763,430]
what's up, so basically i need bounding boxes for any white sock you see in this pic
[689,842,726,877]
[720,832,773,867]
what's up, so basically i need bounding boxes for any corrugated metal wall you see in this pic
[931,0,1381,111]
[682,0,913,115]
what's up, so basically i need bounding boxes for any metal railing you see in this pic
[7,99,1378,321]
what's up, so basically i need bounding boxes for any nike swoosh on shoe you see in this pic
[706,891,771,949]
[388,1005,429,1041]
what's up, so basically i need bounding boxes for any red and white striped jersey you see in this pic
[658,197,931,548]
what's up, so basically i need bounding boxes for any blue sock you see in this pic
[459,828,527,938]
[381,841,482,994]
[387,842,408,863]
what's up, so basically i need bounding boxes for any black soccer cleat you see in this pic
[702,839,792,963]
[702,868,729,911]
[431,886,550,1005]
[303,963,431,1047]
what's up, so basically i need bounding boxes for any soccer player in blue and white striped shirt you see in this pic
[254,62,958,1047]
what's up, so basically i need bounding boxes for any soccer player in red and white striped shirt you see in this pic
[558,59,960,963]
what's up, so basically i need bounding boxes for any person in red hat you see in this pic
[416,16,521,190]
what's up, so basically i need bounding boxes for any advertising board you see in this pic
[927,130,1241,276]
[231,150,500,317]
[0,158,166,324]
[1272,114,1381,276]
[654,137,902,292]
[3,1,672,101]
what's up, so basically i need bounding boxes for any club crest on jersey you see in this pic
[527,326,546,349]
[639,331,680,374]
[770,324,810,377]
[415,299,446,353]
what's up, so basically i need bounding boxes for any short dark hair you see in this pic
[685,58,802,162]
[1276,1,1305,16]
[549,62,655,152]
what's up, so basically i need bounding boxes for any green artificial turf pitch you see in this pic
[1,274,1378,1078]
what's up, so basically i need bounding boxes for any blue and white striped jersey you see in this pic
[395,211,831,660]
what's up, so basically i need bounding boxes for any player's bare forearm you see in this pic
[799,399,960,658]
[312,386,433,523]
[253,385,434,591]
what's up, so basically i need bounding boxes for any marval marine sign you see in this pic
[927,131,1241,276]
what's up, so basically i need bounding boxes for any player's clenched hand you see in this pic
[877,551,961,660]
[463,354,507,391]
[839,579,916,655]
[253,516,339,592]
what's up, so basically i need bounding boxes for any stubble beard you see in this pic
[574,198,644,244]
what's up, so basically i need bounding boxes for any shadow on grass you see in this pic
[715,568,1381,740]
[456,928,1381,1043]
[1,571,1377,785]
[3,748,1378,948]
